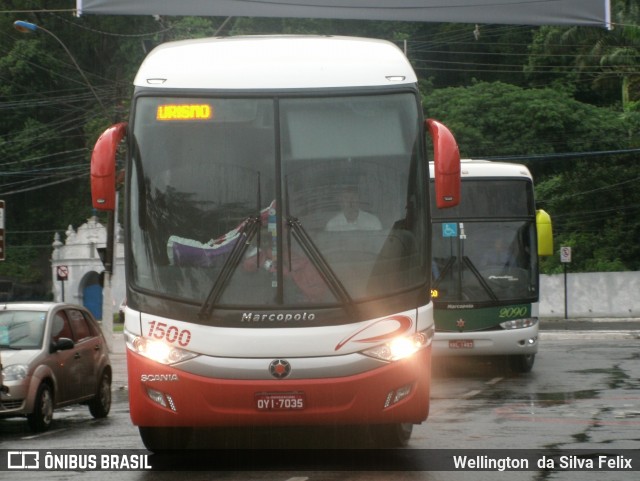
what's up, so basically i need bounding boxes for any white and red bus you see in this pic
[90,36,460,451]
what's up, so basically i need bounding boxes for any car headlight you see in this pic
[500,318,538,330]
[3,364,28,381]
[124,330,198,365]
[362,328,434,362]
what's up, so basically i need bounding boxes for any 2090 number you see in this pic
[498,306,528,319]
[147,320,192,347]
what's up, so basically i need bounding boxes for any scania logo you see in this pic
[140,374,179,382]
[269,359,291,379]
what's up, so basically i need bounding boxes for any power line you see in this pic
[0,172,89,197]
[485,148,640,162]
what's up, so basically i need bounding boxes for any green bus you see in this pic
[430,159,553,373]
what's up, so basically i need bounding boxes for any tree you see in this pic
[408,23,538,89]
[422,81,628,161]
[526,0,640,113]
[421,81,638,272]
[0,8,160,285]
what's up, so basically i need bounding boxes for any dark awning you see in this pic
[76,0,611,28]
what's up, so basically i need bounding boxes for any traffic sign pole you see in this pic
[560,247,572,319]
[0,200,5,261]
[56,265,69,302]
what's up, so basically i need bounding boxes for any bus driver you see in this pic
[326,185,382,231]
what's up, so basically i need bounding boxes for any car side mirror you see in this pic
[50,338,74,353]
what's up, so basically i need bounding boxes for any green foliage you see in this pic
[0,247,44,283]
[422,81,629,159]
[536,155,640,273]
[527,1,640,108]
[409,23,538,89]
[229,17,419,40]
[422,81,639,273]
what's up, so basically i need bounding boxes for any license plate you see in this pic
[255,392,305,411]
[449,340,474,349]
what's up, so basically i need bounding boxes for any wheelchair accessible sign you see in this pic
[442,223,458,238]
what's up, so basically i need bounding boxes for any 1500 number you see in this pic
[147,321,192,347]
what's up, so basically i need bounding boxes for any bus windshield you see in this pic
[129,93,427,315]
[431,179,537,304]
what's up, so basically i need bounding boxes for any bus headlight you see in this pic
[500,318,538,330]
[362,328,433,362]
[125,330,198,365]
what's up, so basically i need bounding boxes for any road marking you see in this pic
[458,378,503,399]
[286,478,310,481]
[21,428,66,440]
[486,377,503,385]
[460,389,482,399]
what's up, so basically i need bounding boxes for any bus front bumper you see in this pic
[126,348,431,427]
[432,324,538,357]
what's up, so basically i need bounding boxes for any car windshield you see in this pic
[0,311,46,350]
[129,92,427,316]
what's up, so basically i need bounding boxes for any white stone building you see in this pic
[51,216,125,320]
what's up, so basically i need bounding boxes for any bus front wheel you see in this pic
[370,423,413,447]
[139,426,193,452]
[509,354,535,373]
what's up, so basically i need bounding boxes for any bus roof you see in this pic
[134,35,417,90]
[430,159,532,180]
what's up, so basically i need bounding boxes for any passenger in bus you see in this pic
[325,185,382,231]
[481,238,517,268]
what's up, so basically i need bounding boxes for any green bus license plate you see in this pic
[449,340,474,349]
[255,392,305,411]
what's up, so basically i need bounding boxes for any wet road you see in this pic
[1,332,639,480]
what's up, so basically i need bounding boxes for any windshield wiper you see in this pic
[283,178,357,319]
[199,175,263,320]
[286,216,359,319]
[432,256,456,290]
[432,255,498,301]
[462,256,499,301]
[198,216,261,320]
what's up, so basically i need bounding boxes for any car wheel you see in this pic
[139,427,193,452]
[370,423,413,447]
[509,353,535,373]
[27,383,54,432]
[88,370,112,418]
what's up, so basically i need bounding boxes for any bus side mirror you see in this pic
[91,122,128,211]
[536,209,554,256]
[426,119,460,209]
